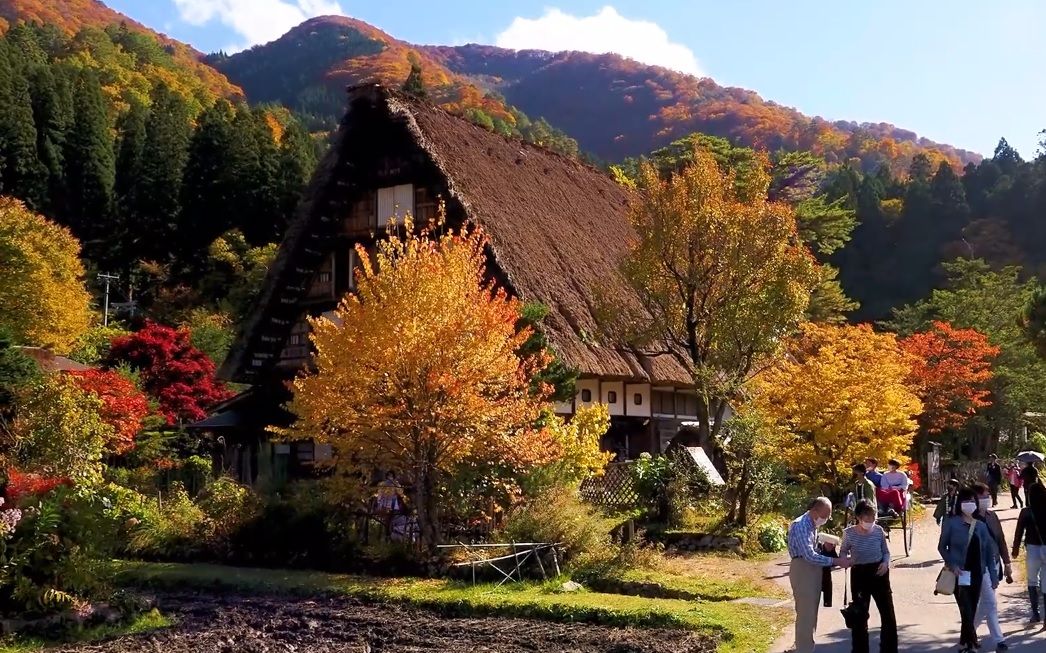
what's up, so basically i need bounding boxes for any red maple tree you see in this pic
[106,322,232,425]
[5,469,71,505]
[900,321,999,434]
[69,370,151,453]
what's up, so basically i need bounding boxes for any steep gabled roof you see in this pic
[221,84,690,385]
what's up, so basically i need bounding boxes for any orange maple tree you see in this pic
[899,321,998,434]
[286,218,560,549]
[69,370,151,454]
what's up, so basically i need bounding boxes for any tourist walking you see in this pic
[1007,463,1024,509]
[938,487,1000,653]
[935,478,961,525]
[1012,503,1045,622]
[1019,465,1046,621]
[840,500,897,653]
[986,455,1003,507]
[787,497,853,653]
[973,482,1011,651]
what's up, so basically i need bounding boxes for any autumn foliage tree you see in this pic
[756,323,922,493]
[287,220,560,549]
[900,321,997,441]
[615,149,818,448]
[105,322,231,424]
[69,370,151,454]
[0,197,91,354]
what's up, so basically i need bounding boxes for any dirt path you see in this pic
[768,504,1042,652]
[53,592,716,653]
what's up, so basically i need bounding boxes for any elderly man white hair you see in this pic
[786,496,851,653]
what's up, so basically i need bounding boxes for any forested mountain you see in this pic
[208,16,580,156]
[0,0,242,101]
[424,45,980,173]
[210,15,977,173]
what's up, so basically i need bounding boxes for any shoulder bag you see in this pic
[934,520,976,596]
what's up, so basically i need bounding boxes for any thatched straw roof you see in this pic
[220,85,691,386]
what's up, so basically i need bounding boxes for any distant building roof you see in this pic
[14,347,92,373]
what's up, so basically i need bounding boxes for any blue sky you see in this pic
[105,0,1046,159]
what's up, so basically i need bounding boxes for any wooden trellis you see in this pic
[579,461,640,509]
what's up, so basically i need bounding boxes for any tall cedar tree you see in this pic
[133,84,192,262]
[63,70,115,256]
[0,41,48,210]
[274,120,317,234]
[29,64,73,217]
[180,99,237,264]
[113,100,148,268]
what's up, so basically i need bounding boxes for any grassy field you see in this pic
[113,560,788,653]
[0,609,171,653]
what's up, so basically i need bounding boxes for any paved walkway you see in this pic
[768,504,1044,652]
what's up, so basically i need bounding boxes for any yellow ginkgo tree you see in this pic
[286,218,562,549]
[612,149,819,449]
[755,322,923,493]
[0,197,91,354]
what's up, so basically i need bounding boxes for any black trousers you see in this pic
[850,563,898,653]
[1011,484,1024,507]
[989,482,999,506]
[955,573,983,647]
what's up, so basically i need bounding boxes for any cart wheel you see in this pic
[905,507,915,553]
[901,508,910,556]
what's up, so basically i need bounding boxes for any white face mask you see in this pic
[814,515,828,528]
[960,502,978,516]
[859,520,875,533]
[978,497,991,512]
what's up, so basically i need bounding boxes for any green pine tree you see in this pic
[63,69,115,252]
[133,83,192,261]
[0,41,48,209]
[113,99,149,268]
[179,99,237,267]
[274,118,316,235]
[28,63,73,216]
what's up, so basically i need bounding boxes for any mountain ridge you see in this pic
[0,0,242,101]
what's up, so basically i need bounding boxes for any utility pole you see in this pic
[98,273,119,326]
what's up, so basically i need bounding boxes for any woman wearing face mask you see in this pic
[938,487,1001,653]
[973,482,1011,651]
[840,500,897,653]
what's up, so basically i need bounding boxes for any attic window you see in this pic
[634,393,643,406]
[607,391,617,404]
[377,184,414,226]
[581,389,592,403]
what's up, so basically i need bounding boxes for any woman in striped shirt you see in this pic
[841,500,897,653]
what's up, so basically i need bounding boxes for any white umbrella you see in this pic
[1017,451,1046,464]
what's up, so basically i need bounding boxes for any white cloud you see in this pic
[173,0,344,51]
[496,6,702,76]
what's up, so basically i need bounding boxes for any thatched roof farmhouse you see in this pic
[219,85,702,459]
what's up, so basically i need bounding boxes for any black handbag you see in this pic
[840,568,870,629]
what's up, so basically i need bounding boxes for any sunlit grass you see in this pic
[114,560,786,653]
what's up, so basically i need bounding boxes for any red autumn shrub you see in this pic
[105,322,233,424]
[5,468,71,505]
[69,369,151,453]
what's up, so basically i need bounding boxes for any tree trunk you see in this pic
[412,466,441,553]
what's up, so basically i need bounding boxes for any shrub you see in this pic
[228,482,358,570]
[126,482,209,560]
[756,519,788,553]
[632,450,711,523]
[501,486,620,572]
[0,485,119,615]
